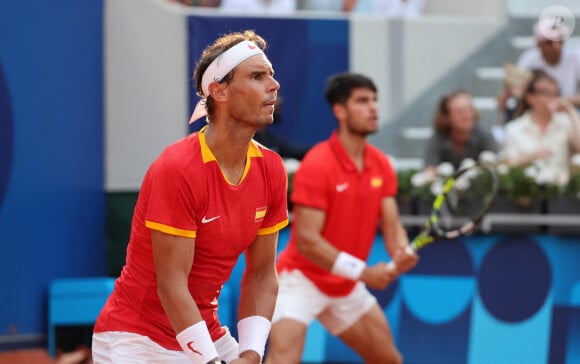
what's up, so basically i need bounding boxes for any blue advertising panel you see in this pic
[0,0,105,336]
[223,232,580,363]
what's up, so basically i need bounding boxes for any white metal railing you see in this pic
[400,213,580,233]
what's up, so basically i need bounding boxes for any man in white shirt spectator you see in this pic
[517,18,580,108]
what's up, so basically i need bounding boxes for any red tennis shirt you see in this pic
[94,127,289,350]
[277,131,397,296]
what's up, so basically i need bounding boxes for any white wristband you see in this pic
[331,252,366,281]
[237,316,271,360]
[176,321,219,364]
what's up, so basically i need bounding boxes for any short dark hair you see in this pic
[324,72,377,106]
[193,30,267,115]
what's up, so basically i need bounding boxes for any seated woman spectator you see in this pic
[423,90,497,171]
[502,70,580,182]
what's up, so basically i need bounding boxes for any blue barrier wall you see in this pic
[223,229,580,364]
[0,0,105,336]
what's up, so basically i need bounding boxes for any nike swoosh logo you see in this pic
[336,183,349,192]
[186,341,202,356]
[201,215,220,223]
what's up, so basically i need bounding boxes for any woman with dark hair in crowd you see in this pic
[423,90,497,171]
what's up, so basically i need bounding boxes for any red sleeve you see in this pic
[291,151,329,210]
[144,157,198,236]
[258,152,289,234]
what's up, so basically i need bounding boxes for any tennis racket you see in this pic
[390,162,498,266]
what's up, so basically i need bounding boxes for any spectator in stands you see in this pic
[502,70,580,182]
[221,0,296,13]
[516,18,580,108]
[298,0,356,12]
[423,90,497,171]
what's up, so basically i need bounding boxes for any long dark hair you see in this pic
[513,70,559,119]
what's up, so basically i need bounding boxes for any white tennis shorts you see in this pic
[92,326,238,364]
[272,269,376,335]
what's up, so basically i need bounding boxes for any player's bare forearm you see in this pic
[238,269,279,320]
[379,199,418,275]
[237,232,277,364]
[238,233,279,320]
[296,229,342,270]
[152,230,203,333]
[380,198,408,256]
[388,222,419,274]
[392,224,410,251]
[293,205,340,270]
[158,281,204,333]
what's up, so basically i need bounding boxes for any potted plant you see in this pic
[407,161,457,215]
[494,164,543,212]
[396,168,417,215]
[544,154,580,234]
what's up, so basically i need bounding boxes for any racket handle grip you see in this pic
[386,245,416,270]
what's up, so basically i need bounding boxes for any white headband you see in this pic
[200,40,265,97]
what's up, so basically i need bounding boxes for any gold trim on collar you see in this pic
[197,126,264,185]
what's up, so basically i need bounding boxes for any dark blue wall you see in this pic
[0,0,105,336]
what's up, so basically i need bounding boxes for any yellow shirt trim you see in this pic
[255,209,267,220]
[145,220,197,238]
[257,219,289,236]
[198,126,263,185]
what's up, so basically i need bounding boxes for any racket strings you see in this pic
[435,166,497,234]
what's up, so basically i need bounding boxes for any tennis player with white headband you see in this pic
[189,38,265,123]
[92,30,288,364]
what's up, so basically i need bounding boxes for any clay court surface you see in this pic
[0,349,55,364]
[0,348,91,364]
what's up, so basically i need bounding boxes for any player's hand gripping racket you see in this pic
[389,162,498,269]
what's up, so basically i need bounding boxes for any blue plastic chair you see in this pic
[48,277,116,357]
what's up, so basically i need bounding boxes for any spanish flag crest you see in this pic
[255,206,267,222]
